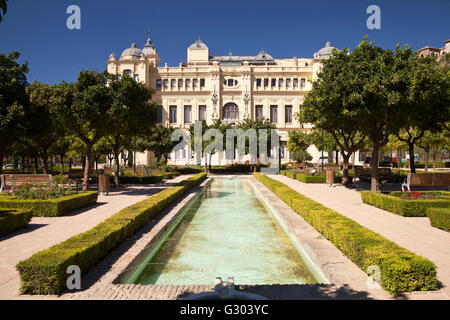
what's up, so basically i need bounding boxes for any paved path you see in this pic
[271,175,450,300]
[0,175,191,299]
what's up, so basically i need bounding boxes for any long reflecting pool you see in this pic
[124,178,325,285]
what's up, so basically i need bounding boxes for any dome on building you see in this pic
[142,37,156,56]
[121,43,144,59]
[314,42,336,59]
[189,39,208,50]
[255,50,273,60]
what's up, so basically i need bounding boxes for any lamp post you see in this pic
[321,128,324,172]
[133,136,136,172]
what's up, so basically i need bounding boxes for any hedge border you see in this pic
[427,207,450,232]
[281,170,353,184]
[254,173,437,296]
[16,173,207,295]
[0,191,98,217]
[361,191,450,217]
[0,208,33,236]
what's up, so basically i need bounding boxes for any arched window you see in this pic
[222,103,239,122]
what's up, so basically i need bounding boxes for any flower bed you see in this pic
[427,207,450,232]
[254,173,437,296]
[2,177,75,200]
[0,191,98,217]
[0,208,33,236]
[361,191,450,217]
[16,173,207,295]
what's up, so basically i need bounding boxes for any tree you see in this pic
[417,131,449,171]
[287,130,314,163]
[393,50,450,173]
[50,135,72,174]
[0,0,8,22]
[0,51,29,173]
[107,74,157,186]
[51,71,112,190]
[136,125,177,164]
[236,118,276,162]
[26,81,62,174]
[301,45,368,185]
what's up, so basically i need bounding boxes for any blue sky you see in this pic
[0,0,449,84]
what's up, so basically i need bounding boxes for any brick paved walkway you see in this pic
[270,175,450,300]
[0,175,191,299]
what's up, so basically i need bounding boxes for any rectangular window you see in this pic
[134,74,139,82]
[200,79,205,87]
[157,105,163,123]
[264,79,269,87]
[271,79,276,87]
[163,79,169,88]
[199,105,207,121]
[186,79,191,87]
[255,105,263,120]
[285,105,292,123]
[270,105,278,123]
[280,141,287,158]
[169,105,177,123]
[293,78,298,87]
[286,79,291,87]
[300,78,306,87]
[193,79,198,87]
[178,79,183,87]
[256,79,261,87]
[279,78,284,87]
[156,79,162,89]
[184,105,192,123]
[171,79,176,87]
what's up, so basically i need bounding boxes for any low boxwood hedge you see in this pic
[118,175,164,184]
[361,191,450,217]
[16,173,207,295]
[254,173,437,296]
[427,207,450,232]
[0,192,98,217]
[282,170,353,184]
[0,208,33,236]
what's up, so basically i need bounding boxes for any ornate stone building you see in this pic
[107,36,336,165]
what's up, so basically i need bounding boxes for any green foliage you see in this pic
[136,125,177,163]
[0,51,29,172]
[0,191,98,217]
[254,173,437,296]
[0,208,32,236]
[427,207,450,232]
[16,173,206,294]
[361,191,450,217]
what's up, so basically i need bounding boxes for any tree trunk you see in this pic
[424,149,429,172]
[370,144,379,191]
[335,150,339,164]
[409,143,416,174]
[341,152,351,186]
[60,155,64,175]
[114,137,120,187]
[82,144,93,191]
[34,156,38,174]
[69,158,72,178]
[204,153,208,173]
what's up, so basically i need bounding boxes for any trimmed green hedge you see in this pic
[254,173,437,296]
[117,172,181,184]
[427,208,450,232]
[0,192,98,217]
[0,208,33,236]
[16,173,207,295]
[282,170,353,184]
[361,191,450,217]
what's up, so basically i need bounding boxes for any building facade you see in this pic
[107,37,336,165]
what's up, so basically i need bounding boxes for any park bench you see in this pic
[354,168,393,190]
[402,172,450,191]
[0,174,53,193]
